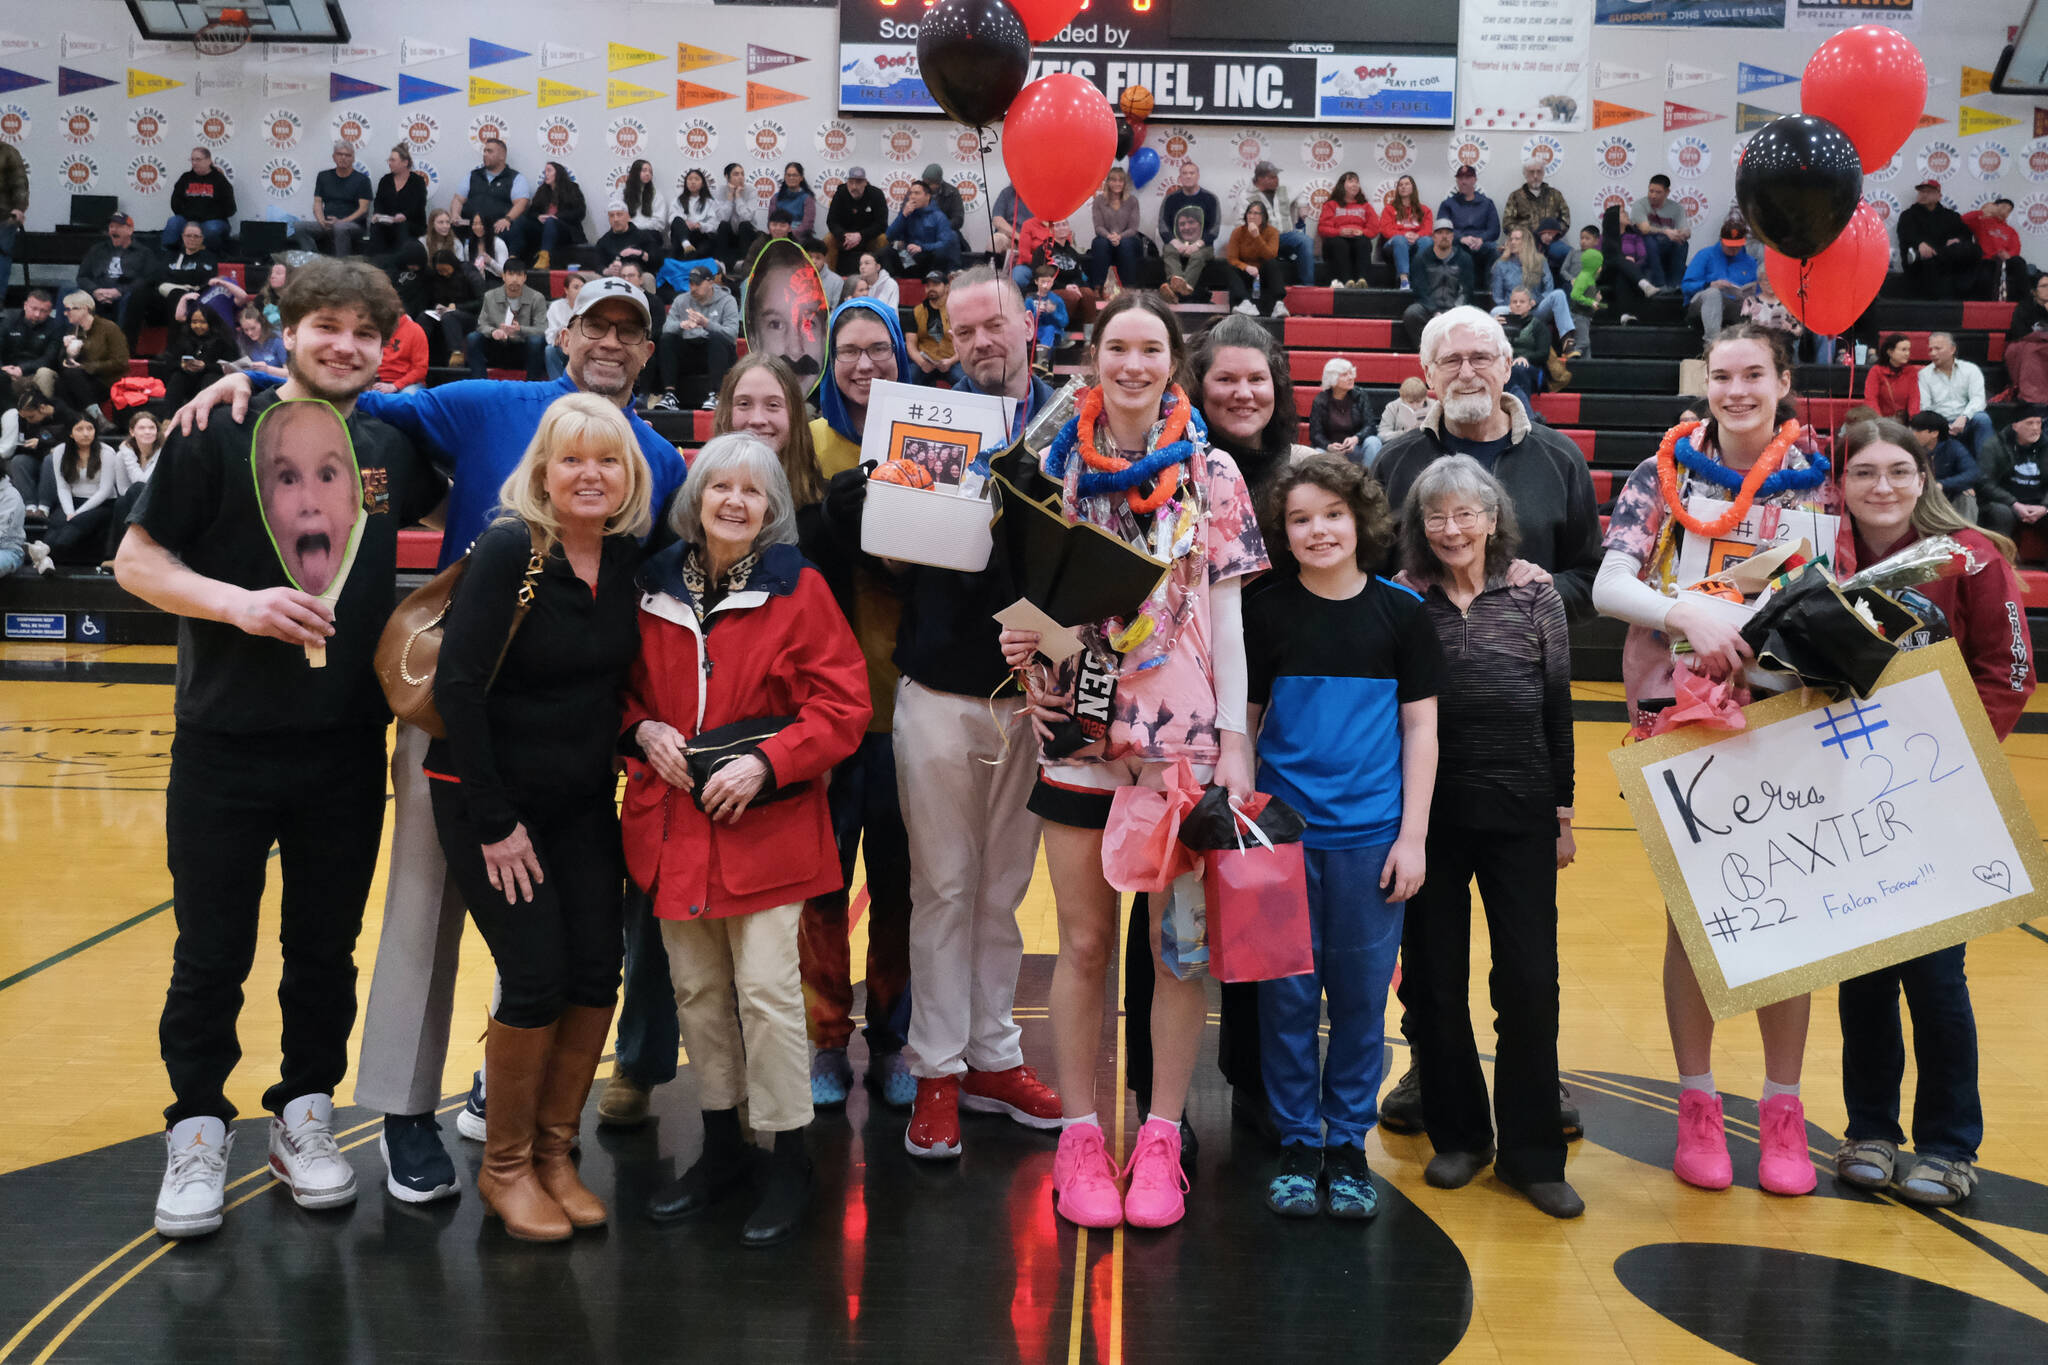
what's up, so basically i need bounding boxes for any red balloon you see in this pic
[1002,74,1117,223]
[1802,25,1926,173]
[1765,200,1890,336]
[1010,0,1085,43]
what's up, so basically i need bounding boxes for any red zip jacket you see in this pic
[1854,526,2035,739]
[1863,362,1919,420]
[620,540,872,920]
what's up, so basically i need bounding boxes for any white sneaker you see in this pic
[1233,299,1258,315]
[26,541,52,575]
[157,1116,234,1238]
[268,1093,358,1210]
[1272,300,1290,318]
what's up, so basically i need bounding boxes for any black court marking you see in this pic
[0,661,177,685]
[1615,1243,2048,1363]
[0,896,177,994]
[2020,922,2048,948]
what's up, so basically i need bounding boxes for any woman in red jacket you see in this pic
[621,431,871,1247]
[1831,417,2032,1210]
[1318,172,1379,287]
[1379,174,1430,290]
[1863,333,1920,420]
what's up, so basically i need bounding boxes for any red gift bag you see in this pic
[1202,808,1314,983]
[1100,757,1204,894]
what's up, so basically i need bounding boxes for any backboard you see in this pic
[125,1,351,45]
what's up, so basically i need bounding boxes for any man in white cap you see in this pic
[168,273,688,1205]
[594,198,662,276]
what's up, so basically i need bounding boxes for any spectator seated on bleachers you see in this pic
[826,166,890,271]
[1238,159,1314,285]
[1865,333,1921,419]
[1908,410,1985,520]
[851,252,899,310]
[1157,161,1222,250]
[594,199,663,277]
[150,310,237,409]
[1681,222,1759,337]
[1976,405,2047,542]
[162,147,236,253]
[449,137,535,260]
[36,293,128,423]
[1309,356,1380,467]
[1502,158,1572,276]
[1226,203,1288,319]
[367,142,430,258]
[149,222,218,327]
[649,266,740,412]
[28,414,120,571]
[376,314,429,395]
[0,137,23,299]
[527,161,586,272]
[1380,176,1431,290]
[1,289,64,393]
[1439,164,1501,278]
[1025,266,1069,373]
[1159,207,1211,303]
[2004,273,2048,405]
[890,181,963,279]
[1088,166,1145,291]
[1628,174,1690,294]
[75,215,153,347]
[5,389,71,514]
[1898,180,1981,302]
[922,163,966,235]
[1379,375,1431,439]
[1499,287,1553,414]
[673,169,722,265]
[296,141,373,257]
[1962,197,2032,302]
[0,468,25,580]
[463,258,548,381]
[711,162,762,269]
[1403,219,1477,349]
[542,271,590,381]
[907,271,960,387]
[1318,173,1378,289]
[1918,330,1996,454]
[420,249,483,367]
[235,305,287,380]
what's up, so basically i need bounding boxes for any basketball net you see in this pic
[194,8,252,56]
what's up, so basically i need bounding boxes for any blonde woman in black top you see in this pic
[1396,452,1582,1219]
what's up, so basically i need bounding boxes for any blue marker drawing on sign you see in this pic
[1813,699,1889,756]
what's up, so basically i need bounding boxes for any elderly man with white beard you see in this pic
[1368,304,1602,1141]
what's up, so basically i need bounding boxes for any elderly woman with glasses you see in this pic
[1394,453,1581,1220]
[621,432,871,1248]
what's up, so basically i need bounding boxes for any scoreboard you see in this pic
[837,0,1458,126]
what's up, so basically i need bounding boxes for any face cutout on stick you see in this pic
[743,237,829,394]
[250,398,364,601]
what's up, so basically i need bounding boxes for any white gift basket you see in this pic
[861,478,994,573]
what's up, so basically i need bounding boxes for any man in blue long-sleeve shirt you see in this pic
[1910,410,1985,508]
[888,181,963,276]
[171,275,687,1204]
[1681,222,1760,336]
[1438,165,1501,279]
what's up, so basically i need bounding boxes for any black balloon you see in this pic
[1734,114,1863,261]
[918,0,1032,129]
[1115,117,1134,161]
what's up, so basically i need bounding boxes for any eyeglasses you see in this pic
[1423,508,1489,531]
[1843,465,1921,488]
[574,315,649,345]
[834,342,895,366]
[1430,352,1500,375]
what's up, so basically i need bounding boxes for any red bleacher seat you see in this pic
[137,325,167,357]
[1961,301,2015,333]
[396,528,444,571]
[2019,568,2048,598]
[1533,393,1580,424]
[900,279,926,308]
[486,369,524,381]
[1289,351,1424,386]
[1589,469,1619,502]
[218,262,244,288]
[1896,329,2007,364]
[126,359,148,378]
[692,410,716,442]
[1556,428,1595,461]
[1283,318,1395,350]
[1282,287,1335,317]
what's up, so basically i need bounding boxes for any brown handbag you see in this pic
[374,526,547,738]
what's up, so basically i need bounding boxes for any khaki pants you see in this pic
[661,902,812,1133]
[895,679,1043,1079]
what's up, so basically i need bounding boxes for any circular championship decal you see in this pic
[1448,134,1490,174]
[1678,189,1714,223]
[210,155,234,184]
[1301,175,1334,215]
[1866,149,1903,184]
[1588,189,1630,223]
[59,105,97,147]
[402,114,440,154]
[538,116,580,156]
[1917,140,1961,182]
[195,108,234,148]
[127,154,168,194]
[950,127,982,165]
[415,159,440,191]
[331,108,373,151]
[261,157,303,199]
[880,121,922,165]
[1157,127,1198,168]
[1595,135,1639,180]
[2020,193,2048,235]
[129,105,168,148]
[814,119,856,162]
[1522,134,1565,172]
[2022,138,2048,183]
[0,105,29,145]
[607,116,649,158]
[467,114,507,151]
[1375,133,1417,176]
[677,118,719,158]
[1668,135,1712,179]
[820,172,845,201]
[1865,188,1903,227]
[752,172,777,206]
[955,172,985,207]
[1969,140,2011,182]
[1229,129,1268,170]
[59,154,99,192]
[746,118,788,162]
[882,169,917,208]
[1299,129,1344,173]
[260,108,303,152]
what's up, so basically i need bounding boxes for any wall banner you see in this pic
[1460,0,1591,132]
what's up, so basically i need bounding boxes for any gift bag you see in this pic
[1156,870,1209,981]
[1202,804,1314,983]
[1100,758,1204,893]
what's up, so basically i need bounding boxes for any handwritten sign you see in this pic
[1612,641,2048,1018]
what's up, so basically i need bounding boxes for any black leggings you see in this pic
[1227,260,1286,315]
[1323,235,1372,282]
[430,781,627,1028]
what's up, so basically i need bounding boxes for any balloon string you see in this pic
[977,129,1007,277]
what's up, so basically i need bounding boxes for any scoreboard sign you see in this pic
[839,1,1455,126]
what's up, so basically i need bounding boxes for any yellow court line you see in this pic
[4,1102,461,1364]
[1066,1229,1090,1363]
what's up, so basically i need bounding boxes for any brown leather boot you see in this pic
[534,1003,615,1229]
[477,1018,572,1242]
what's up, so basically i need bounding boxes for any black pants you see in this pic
[1227,260,1286,315]
[1122,891,1262,1108]
[1400,823,1565,1183]
[1904,241,1982,300]
[715,221,758,271]
[48,363,110,416]
[430,780,626,1029]
[1403,302,1444,350]
[161,725,387,1124]
[1323,235,1371,282]
[658,331,740,393]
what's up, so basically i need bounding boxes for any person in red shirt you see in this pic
[1961,197,2030,300]
[375,313,429,393]
[1863,333,1920,420]
[1379,174,1431,289]
[1829,416,2031,1211]
[1317,172,1379,287]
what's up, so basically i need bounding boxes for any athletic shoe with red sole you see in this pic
[904,1075,962,1159]
[961,1065,1062,1130]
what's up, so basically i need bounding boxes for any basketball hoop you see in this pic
[194,9,252,57]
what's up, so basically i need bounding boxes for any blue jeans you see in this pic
[1838,943,1980,1161]
[162,216,231,252]
[1386,235,1417,281]
[614,884,679,1085]
[1086,234,1142,289]
[465,330,546,379]
[0,221,15,295]
[1507,359,1544,417]
[1279,228,1314,285]
[1354,433,1384,470]
[545,343,568,381]
[1643,234,1688,289]
[1544,238,1572,277]
[1259,841,1406,1148]
[0,543,24,578]
[1496,290,1574,342]
[1956,411,1997,455]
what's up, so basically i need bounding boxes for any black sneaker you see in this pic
[1266,1144,1322,1217]
[699,391,719,410]
[1379,1065,1424,1134]
[649,391,682,413]
[380,1113,459,1203]
[457,1069,486,1142]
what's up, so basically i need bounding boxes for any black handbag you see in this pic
[685,715,800,811]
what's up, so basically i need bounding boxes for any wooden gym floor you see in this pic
[3,643,2047,1363]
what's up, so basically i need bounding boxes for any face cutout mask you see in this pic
[743,237,829,394]
[249,398,365,667]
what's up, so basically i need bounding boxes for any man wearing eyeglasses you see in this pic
[167,273,687,1205]
[1366,301,1602,1142]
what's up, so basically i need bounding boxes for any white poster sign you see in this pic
[1459,0,1591,132]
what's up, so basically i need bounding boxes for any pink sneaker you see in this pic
[1756,1094,1818,1196]
[1674,1090,1733,1190]
[1121,1117,1190,1229]
[1053,1124,1123,1228]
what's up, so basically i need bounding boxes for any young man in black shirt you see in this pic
[115,257,439,1239]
